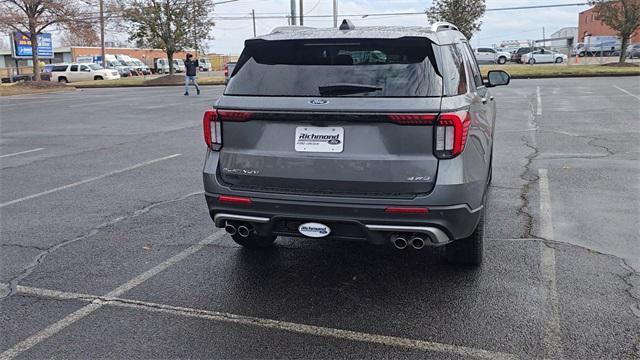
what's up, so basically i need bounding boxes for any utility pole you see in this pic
[252,9,256,37]
[99,0,105,68]
[332,0,338,28]
[290,0,297,25]
[542,27,546,47]
[299,0,304,25]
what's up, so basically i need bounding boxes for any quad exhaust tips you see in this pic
[390,233,429,250]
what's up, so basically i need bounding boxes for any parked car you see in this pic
[48,63,120,83]
[153,58,170,74]
[224,62,236,84]
[511,47,543,63]
[521,49,567,64]
[203,21,510,266]
[199,58,212,71]
[626,43,640,59]
[474,47,510,64]
[173,59,186,73]
[131,58,151,75]
[105,60,131,77]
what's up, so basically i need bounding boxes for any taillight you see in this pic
[218,110,252,122]
[434,111,471,159]
[387,114,437,125]
[203,109,221,150]
[224,65,228,77]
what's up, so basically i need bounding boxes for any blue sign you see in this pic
[12,32,54,59]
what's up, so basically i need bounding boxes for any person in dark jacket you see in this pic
[184,53,200,96]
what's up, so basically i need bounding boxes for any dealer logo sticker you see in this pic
[298,222,331,238]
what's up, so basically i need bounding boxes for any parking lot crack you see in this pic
[618,258,640,319]
[2,191,203,299]
[0,243,48,252]
[517,135,540,239]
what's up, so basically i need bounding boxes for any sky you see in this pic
[208,0,591,54]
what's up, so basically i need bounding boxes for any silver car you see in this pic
[202,22,510,265]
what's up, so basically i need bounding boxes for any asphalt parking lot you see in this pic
[1,77,639,359]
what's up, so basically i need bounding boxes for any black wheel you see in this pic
[445,208,485,266]
[579,52,585,57]
[497,56,507,64]
[555,57,563,63]
[231,233,276,249]
[58,77,68,83]
[528,58,536,65]
[94,76,103,80]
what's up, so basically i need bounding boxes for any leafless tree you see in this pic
[0,0,80,80]
[119,0,215,74]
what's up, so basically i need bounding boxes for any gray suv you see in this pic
[203,21,510,265]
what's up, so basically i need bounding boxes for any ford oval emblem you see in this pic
[298,222,331,238]
[309,99,329,105]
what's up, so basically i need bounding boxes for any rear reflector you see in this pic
[387,114,437,125]
[385,207,429,214]
[218,195,252,205]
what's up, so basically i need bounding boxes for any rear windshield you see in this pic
[225,38,443,97]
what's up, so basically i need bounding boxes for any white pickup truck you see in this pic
[474,47,510,64]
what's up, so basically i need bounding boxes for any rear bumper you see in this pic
[205,193,482,245]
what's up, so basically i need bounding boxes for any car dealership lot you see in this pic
[1,79,639,359]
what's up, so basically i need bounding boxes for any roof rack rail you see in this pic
[270,25,315,34]
[431,22,459,32]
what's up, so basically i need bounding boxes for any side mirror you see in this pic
[486,70,510,87]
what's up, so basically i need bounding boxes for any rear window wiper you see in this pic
[319,83,383,96]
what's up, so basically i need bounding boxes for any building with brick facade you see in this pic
[578,7,640,43]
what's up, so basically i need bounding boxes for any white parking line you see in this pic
[0,154,180,208]
[0,148,44,159]
[613,85,640,101]
[14,285,518,360]
[538,169,563,359]
[0,231,225,360]
[536,86,542,115]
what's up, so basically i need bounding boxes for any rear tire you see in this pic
[555,57,563,63]
[58,77,68,83]
[528,58,536,65]
[497,56,507,64]
[446,209,485,266]
[231,233,276,249]
[94,76,103,80]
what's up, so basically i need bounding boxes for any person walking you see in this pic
[184,53,200,96]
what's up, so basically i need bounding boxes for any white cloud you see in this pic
[208,0,590,54]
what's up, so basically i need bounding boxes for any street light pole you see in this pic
[252,9,256,37]
[299,0,304,25]
[99,0,105,68]
[290,0,297,25]
[333,0,338,28]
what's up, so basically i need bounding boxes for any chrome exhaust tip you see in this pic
[225,222,237,236]
[410,236,425,250]
[391,234,408,250]
[237,224,251,238]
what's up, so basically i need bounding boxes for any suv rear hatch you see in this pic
[214,37,446,198]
